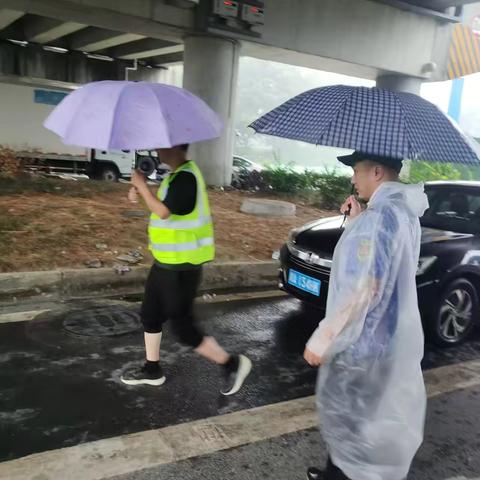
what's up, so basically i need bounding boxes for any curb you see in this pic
[0,261,280,308]
[0,291,289,325]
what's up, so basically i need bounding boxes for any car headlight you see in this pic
[417,256,437,276]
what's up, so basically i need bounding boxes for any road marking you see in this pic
[1,359,479,480]
[0,396,316,480]
[0,309,50,324]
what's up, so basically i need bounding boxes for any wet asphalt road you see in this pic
[110,386,480,480]
[1,295,480,476]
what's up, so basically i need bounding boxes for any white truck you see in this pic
[0,82,166,181]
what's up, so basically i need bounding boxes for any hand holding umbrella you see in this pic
[129,170,149,204]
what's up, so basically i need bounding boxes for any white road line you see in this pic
[1,359,479,480]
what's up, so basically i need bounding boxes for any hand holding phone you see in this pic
[341,195,362,218]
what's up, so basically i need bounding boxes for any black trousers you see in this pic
[140,263,204,348]
[325,457,351,480]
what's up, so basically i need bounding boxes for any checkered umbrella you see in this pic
[249,85,480,164]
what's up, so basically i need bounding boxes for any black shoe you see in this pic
[307,467,323,480]
[221,354,252,396]
[120,363,166,386]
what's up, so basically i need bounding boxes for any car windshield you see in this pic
[234,157,249,167]
[421,186,480,234]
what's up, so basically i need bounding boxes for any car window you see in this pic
[422,187,480,234]
[234,158,248,167]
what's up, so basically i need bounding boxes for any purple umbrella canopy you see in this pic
[44,81,223,150]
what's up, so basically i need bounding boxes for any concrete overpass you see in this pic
[0,0,477,185]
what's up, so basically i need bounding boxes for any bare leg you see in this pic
[144,332,162,361]
[194,336,230,364]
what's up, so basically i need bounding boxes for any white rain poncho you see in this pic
[306,182,429,480]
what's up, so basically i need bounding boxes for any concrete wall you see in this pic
[244,0,441,80]
[0,42,130,84]
[0,82,85,155]
[2,0,192,43]
[462,2,480,25]
[4,0,453,80]
[126,65,182,84]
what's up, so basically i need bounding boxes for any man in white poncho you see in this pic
[304,151,429,480]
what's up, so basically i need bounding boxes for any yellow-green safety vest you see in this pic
[148,160,215,265]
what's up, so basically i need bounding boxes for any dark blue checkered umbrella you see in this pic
[249,85,480,165]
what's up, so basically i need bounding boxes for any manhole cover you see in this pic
[62,306,141,337]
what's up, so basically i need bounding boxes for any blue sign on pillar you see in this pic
[34,89,68,106]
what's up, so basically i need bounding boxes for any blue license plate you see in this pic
[288,269,321,296]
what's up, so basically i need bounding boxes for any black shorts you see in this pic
[140,263,204,348]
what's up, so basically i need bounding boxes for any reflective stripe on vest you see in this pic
[149,237,214,252]
[148,161,214,265]
[149,216,213,229]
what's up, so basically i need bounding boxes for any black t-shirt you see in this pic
[162,171,197,216]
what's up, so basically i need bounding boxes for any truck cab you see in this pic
[88,149,170,182]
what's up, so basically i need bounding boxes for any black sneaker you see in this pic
[120,364,166,386]
[306,467,323,480]
[221,354,252,396]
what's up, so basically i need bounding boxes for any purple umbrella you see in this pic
[44,81,223,150]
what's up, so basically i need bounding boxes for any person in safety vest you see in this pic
[305,152,428,480]
[120,144,252,395]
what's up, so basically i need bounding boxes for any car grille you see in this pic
[287,244,332,277]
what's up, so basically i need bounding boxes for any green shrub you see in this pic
[262,164,351,209]
[262,164,310,193]
[408,161,462,183]
[316,169,352,209]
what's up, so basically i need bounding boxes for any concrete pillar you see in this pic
[376,74,422,95]
[183,35,240,186]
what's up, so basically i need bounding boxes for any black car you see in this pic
[279,181,480,347]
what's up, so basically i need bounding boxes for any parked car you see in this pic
[231,155,264,189]
[233,155,263,173]
[279,181,480,347]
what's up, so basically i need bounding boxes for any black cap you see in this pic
[337,151,403,174]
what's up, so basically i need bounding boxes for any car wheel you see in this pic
[100,166,119,182]
[429,278,479,347]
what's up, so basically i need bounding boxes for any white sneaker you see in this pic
[221,354,252,396]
